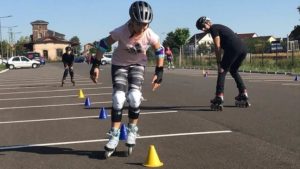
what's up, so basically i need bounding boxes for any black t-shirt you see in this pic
[62,53,74,65]
[209,24,245,51]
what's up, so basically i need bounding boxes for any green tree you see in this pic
[15,36,30,56]
[289,6,300,40]
[0,40,10,58]
[163,28,190,67]
[70,36,81,56]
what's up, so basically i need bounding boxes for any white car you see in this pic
[7,56,40,69]
[101,54,112,65]
[0,58,7,65]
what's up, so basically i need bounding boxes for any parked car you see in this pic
[0,58,7,65]
[26,52,41,60]
[101,54,112,65]
[6,56,40,69]
[74,56,86,63]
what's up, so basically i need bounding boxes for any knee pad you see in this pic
[128,106,140,119]
[111,108,123,122]
[127,89,142,109]
[112,91,126,110]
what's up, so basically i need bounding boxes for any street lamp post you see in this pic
[0,15,12,59]
[5,25,18,58]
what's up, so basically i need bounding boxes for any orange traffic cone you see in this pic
[143,145,163,168]
[78,89,85,99]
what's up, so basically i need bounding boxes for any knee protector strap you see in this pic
[128,107,140,119]
[111,108,123,122]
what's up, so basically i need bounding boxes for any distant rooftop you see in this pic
[31,20,49,25]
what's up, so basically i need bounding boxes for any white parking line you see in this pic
[0,130,232,150]
[0,87,112,95]
[282,83,300,86]
[0,110,178,124]
[0,83,103,90]
[0,101,112,110]
[0,80,93,87]
[0,93,111,101]
[0,78,90,85]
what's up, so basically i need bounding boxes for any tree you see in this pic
[289,25,300,40]
[289,6,300,40]
[70,36,81,56]
[15,36,30,56]
[163,28,190,67]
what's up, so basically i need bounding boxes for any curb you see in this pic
[0,69,9,74]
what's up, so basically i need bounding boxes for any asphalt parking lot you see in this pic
[0,63,299,169]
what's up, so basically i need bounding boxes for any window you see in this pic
[56,49,63,57]
[21,57,29,62]
[12,57,20,61]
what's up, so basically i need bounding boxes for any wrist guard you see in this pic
[154,66,164,84]
[90,59,101,75]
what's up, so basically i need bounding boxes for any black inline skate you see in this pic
[61,79,65,87]
[235,93,251,107]
[71,78,75,86]
[210,96,224,111]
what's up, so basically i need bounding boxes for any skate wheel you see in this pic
[219,106,223,111]
[127,147,133,156]
[104,150,114,159]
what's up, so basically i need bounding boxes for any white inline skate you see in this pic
[125,124,139,156]
[104,128,120,159]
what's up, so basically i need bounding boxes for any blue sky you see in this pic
[1,0,299,45]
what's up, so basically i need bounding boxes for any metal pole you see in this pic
[0,15,13,59]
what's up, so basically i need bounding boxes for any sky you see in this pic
[0,0,299,45]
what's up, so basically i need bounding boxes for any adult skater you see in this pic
[61,46,75,86]
[196,16,250,110]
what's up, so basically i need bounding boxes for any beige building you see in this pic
[29,20,74,61]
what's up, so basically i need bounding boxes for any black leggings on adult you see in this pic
[216,48,247,95]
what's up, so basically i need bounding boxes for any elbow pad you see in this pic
[155,46,165,59]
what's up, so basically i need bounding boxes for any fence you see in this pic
[148,41,300,74]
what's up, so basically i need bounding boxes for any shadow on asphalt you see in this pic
[0,146,130,160]
[86,105,214,112]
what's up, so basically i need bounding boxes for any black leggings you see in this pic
[62,64,74,80]
[216,49,247,95]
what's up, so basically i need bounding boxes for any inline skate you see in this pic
[104,128,120,159]
[235,93,251,107]
[210,96,224,111]
[71,78,75,86]
[125,124,139,156]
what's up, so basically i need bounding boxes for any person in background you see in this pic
[61,46,75,86]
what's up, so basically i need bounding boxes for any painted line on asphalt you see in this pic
[0,93,111,101]
[0,80,93,87]
[0,83,103,90]
[0,78,91,85]
[282,83,300,86]
[0,87,112,95]
[0,130,232,150]
[0,77,90,82]
[0,110,178,124]
[0,101,112,110]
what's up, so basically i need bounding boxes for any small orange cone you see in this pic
[78,89,85,99]
[143,145,163,168]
